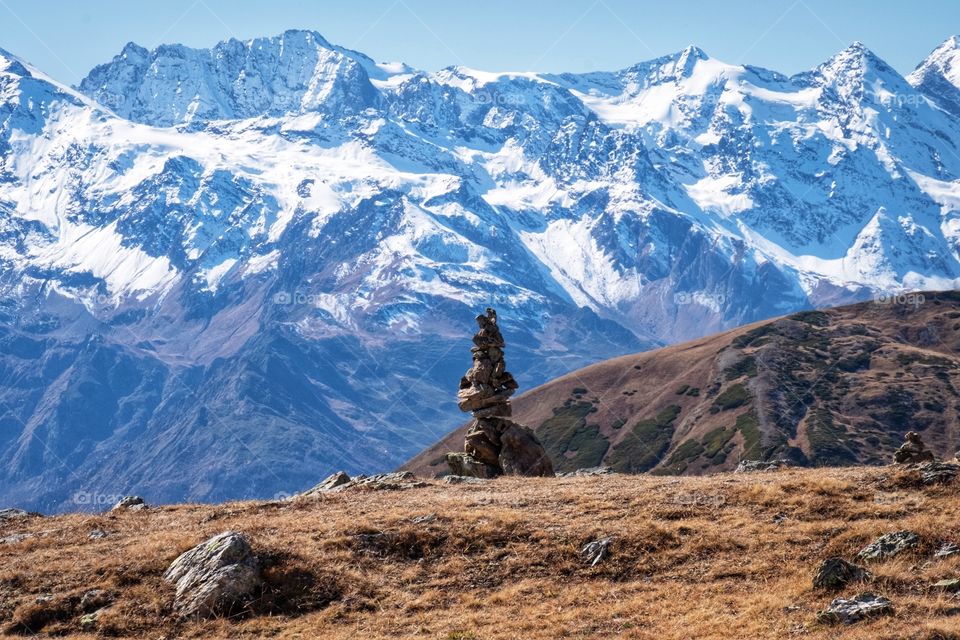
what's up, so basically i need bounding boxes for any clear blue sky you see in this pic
[0,0,957,86]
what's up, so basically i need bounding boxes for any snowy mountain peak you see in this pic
[678,44,709,64]
[817,41,890,76]
[0,47,31,77]
[78,30,379,125]
[907,35,960,116]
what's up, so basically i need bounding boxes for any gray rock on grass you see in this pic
[163,531,262,619]
[817,592,893,624]
[857,531,920,561]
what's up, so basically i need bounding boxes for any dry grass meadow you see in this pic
[1,466,959,639]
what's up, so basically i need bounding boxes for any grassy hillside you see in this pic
[405,292,960,477]
[1,467,960,638]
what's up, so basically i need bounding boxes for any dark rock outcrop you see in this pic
[813,557,871,590]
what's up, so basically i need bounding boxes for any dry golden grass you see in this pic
[2,466,960,639]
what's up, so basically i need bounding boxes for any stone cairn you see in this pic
[893,431,935,464]
[445,308,554,478]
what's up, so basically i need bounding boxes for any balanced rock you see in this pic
[893,431,935,464]
[817,592,893,624]
[813,557,871,590]
[446,308,554,478]
[163,531,262,619]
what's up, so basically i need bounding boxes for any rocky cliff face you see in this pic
[2,32,960,509]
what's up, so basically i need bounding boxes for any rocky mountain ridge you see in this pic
[3,32,960,508]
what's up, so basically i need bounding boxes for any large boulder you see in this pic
[499,423,554,477]
[163,531,262,619]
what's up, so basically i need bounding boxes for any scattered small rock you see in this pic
[301,471,351,496]
[581,537,613,567]
[78,611,100,631]
[79,589,112,612]
[936,542,960,558]
[735,459,790,473]
[301,472,427,495]
[88,529,110,540]
[110,496,147,512]
[857,530,920,561]
[817,592,893,625]
[345,472,427,491]
[163,531,262,619]
[442,474,488,485]
[813,557,871,590]
[0,532,34,544]
[933,579,960,593]
[410,513,437,524]
[558,467,614,477]
[0,508,29,521]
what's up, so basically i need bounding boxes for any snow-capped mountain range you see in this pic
[2,30,960,510]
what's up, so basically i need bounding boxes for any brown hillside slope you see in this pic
[405,291,960,477]
[2,467,959,638]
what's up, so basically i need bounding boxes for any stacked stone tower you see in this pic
[446,308,553,478]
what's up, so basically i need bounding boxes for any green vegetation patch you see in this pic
[897,352,956,368]
[724,355,757,380]
[731,324,776,349]
[667,439,705,466]
[701,426,735,458]
[806,408,857,466]
[735,411,762,461]
[607,405,681,473]
[537,401,609,472]
[790,310,830,327]
[712,383,750,412]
